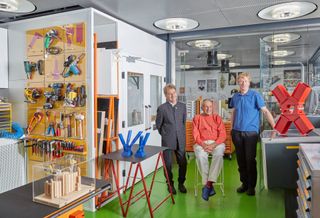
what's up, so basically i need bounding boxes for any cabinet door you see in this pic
[266,142,299,189]
[0,28,8,88]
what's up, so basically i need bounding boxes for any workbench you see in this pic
[0,177,110,218]
[261,129,320,189]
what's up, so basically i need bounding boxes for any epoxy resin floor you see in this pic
[86,148,284,218]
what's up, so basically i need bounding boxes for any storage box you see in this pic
[32,154,95,208]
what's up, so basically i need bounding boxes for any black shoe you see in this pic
[168,184,176,195]
[247,188,255,196]
[178,184,187,193]
[236,185,248,193]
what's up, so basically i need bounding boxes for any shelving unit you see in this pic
[0,103,12,132]
[297,143,320,218]
[96,95,119,206]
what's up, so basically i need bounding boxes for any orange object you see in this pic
[69,210,84,218]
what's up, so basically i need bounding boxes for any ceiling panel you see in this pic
[0,0,78,20]
[130,10,229,35]
[215,0,295,9]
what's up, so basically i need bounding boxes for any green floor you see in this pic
[85,152,284,218]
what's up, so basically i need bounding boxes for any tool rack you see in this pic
[0,103,12,132]
[25,23,88,161]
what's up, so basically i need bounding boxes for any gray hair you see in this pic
[202,98,215,107]
[163,83,176,95]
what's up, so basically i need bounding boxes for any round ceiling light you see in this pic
[258,2,317,20]
[0,0,36,13]
[180,64,193,70]
[270,50,295,57]
[229,62,240,67]
[186,39,220,50]
[218,53,232,60]
[271,60,291,65]
[262,33,301,44]
[154,18,199,31]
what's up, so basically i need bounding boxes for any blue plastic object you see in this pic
[119,130,143,157]
[0,122,24,139]
[135,132,150,158]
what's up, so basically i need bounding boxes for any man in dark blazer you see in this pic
[156,83,187,194]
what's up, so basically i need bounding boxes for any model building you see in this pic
[44,166,81,199]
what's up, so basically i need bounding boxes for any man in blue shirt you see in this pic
[230,73,275,196]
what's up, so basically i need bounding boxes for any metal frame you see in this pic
[110,151,175,218]
[194,154,225,197]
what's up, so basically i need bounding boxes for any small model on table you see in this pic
[44,166,81,199]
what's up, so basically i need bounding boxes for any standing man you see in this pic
[230,72,275,196]
[193,99,226,201]
[156,84,187,194]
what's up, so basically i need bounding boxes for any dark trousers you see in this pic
[231,130,259,189]
[163,146,187,185]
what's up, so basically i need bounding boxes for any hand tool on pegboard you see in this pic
[23,60,44,79]
[75,113,85,139]
[62,53,85,78]
[24,88,41,104]
[27,112,43,134]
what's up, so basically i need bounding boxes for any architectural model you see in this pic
[44,167,81,199]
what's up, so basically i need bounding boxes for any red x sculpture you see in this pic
[272,82,314,135]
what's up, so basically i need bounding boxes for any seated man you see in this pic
[192,99,226,201]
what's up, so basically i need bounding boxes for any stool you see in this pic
[194,154,225,197]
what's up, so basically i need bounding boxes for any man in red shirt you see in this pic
[192,99,226,201]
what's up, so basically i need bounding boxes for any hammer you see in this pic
[65,113,74,137]
[75,113,85,140]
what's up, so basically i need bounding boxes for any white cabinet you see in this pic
[0,28,8,88]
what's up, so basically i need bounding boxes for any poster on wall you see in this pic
[228,73,237,85]
[207,79,217,93]
[283,69,301,87]
[198,80,206,91]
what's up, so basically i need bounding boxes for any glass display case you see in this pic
[32,154,95,208]
[150,75,162,121]
[127,72,144,126]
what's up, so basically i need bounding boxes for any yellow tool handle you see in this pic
[286,146,299,150]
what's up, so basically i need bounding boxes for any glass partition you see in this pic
[150,75,162,121]
[127,72,144,126]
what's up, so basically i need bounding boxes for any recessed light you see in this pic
[0,0,36,13]
[218,53,232,60]
[154,18,199,31]
[272,60,291,65]
[180,64,193,70]
[229,62,240,67]
[263,33,301,44]
[258,2,317,20]
[270,50,295,57]
[186,39,220,50]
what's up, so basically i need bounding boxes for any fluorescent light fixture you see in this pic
[262,33,301,44]
[229,62,240,67]
[270,50,295,57]
[154,18,199,31]
[272,60,291,65]
[218,53,232,60]
[186,39,220,50]
[258,2,317,20]
[180,64,192,70]
[0,0,36,13]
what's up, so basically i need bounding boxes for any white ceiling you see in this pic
[1,0,320,67]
